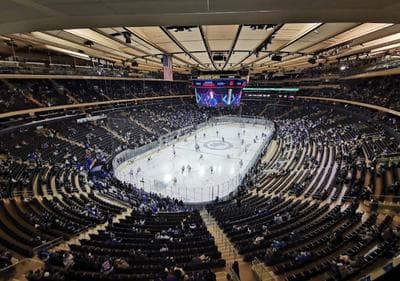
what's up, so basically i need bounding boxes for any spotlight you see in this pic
[271,54,282,62]
[212,54,226,61]
[84,40,94,47]
[167,26,195,32]
[308,57,316,64]
[123,32,131,44]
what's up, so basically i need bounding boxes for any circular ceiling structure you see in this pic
[1,0,400,74]
[1,0,400,34]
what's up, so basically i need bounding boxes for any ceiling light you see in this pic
[123,32,131,44]
[84,40,94,47]
[271,54,282,62]
[45,45,90,60]
[308,57,316,64]
[371,43,400,53]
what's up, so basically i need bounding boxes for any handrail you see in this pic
[251,257,276,281]
[360,254,400,280]
[0,258,42,273]
[1,92,399,123]
[11,190,34,197]
[32,236,63,253]
[0,73,190,83]
[368,195,400,200]
[0,94,193,119]
[298,96,400,117]
[228,265,241,281]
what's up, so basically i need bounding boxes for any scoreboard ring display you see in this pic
[193,79,247,108]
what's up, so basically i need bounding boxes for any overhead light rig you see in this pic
[110,31,132,43]
[166,26,196,32]
[244,24,278,30]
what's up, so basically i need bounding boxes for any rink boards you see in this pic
[114,121,273,203]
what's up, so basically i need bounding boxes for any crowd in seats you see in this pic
[22,176,222,281]
[251,57,393,83]
[1,77,400,280]
[0,79,191,112]
[207,100,400,280]
[302,75,400,110]
[13,79,72,107]
[0,127,86,164]
[0,250,12,271]
[130,102,209,133]
[56,79,191,102]
[38,211,223,281]
[105,112,155,147]
[0,100,219,199]
[0,80,34,113]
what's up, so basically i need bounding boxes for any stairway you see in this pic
[258,103,272,117]
[1,79,15,90]
[8,258,44,281]
[49,79,81,105]
[52,208,132,252]
[100,125,128,144]
[55,132,85,148]
[262,140,278,164]
[129,116,157,135]
[103,93,113,101]
[200,209,256,281]
[24,92,46,107]
[278,106,299,119]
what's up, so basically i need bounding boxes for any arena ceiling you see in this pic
[1,1,400,73]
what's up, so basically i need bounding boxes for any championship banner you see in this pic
[163,54,173,81]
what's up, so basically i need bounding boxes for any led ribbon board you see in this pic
[243,87,300,92]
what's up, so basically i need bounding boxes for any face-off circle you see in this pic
[203,140,234,150]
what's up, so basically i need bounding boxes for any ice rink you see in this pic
[115,122,273,203]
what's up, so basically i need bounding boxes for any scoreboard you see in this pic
[192,79,247,108]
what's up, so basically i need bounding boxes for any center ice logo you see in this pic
[203,140,233,150]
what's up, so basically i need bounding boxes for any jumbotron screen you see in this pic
[193,79,247,107]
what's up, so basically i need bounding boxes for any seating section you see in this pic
[44,210,224,281]
[207,102,400,281]
[0,78,399,281]
[302,75,400,110]
[0,79,191,112]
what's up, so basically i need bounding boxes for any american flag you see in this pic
[163,54,173,81]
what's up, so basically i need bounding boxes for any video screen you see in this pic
[193,79,246,108]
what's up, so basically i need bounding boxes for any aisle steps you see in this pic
[200,210,256,281]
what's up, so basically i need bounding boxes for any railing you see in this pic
[113,115,273,171]
[202,209,241,280]
[377,153,400,163]
[0,94,193,119]
[32,236,63,254]
[297,96,400,118]
[360,253,400,280]
[251,258,276,281]
[112,116,274,203]
[227,264,241,281]
[363,196,400,214]
[11,190,34,197]
[0,258,43,279]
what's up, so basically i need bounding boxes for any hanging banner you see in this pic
[163,54,173,81]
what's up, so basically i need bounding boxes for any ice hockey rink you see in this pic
[115,122,273,203]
